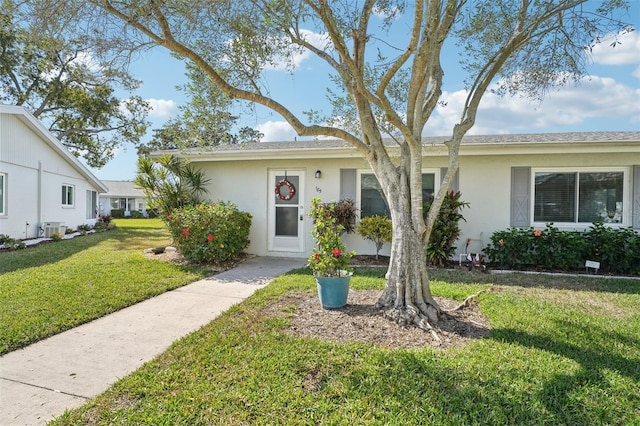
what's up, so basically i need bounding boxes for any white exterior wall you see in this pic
[0,112,102,239]
[456,151,636,256]
[197,157,372,257]
[192,147,637,259]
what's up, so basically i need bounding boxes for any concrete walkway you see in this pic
[0,256,305,426]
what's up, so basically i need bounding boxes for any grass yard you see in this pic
[0,219,211,355]
[51,268,640,425]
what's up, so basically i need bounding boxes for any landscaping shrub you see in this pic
[486,222,640,275]
[583,222,640,275]
[313,199,357,234]
[110,209,124,218]
[98,214,112,225]
[423,190,469,267]
[93,217,116,232]
[166,202,252,264]
[0,236,26,250]
[130,211,145,219]
[356,215,392,259]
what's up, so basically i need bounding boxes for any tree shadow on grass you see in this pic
[430,268,640,295]
[490,320,640,424]
[0,227,167,274]
[326,318,639,424]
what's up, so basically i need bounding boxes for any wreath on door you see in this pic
[275,178,296,200]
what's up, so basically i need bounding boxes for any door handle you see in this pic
[300,214,304,221]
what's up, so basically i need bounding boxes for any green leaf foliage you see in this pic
[356,215,392,259]
[166,202,252,264]
[307,198,356,277]
[485,223,640,275]
[0,6,150,167]
[424,191,470,267]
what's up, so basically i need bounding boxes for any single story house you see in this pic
[159,132,640,259]
[0,105,107,239]
[99,180,148,217]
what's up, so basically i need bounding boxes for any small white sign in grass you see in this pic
[585,260,600,274]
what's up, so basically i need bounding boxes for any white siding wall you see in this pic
[0,114,100,239]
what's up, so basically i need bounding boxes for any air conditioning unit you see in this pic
[43,222,66,238]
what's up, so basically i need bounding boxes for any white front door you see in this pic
[268,169,305,253]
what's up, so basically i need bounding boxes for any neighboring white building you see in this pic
[0,105,107,239]
[157,132,640,258]
[99,180,147,218]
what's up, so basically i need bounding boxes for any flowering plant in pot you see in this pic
[307,198,356,309]
[307,197,356,277]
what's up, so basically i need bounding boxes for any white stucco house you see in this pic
[0,105,108,239]
[157,132,640,259]
[99,180,147,218]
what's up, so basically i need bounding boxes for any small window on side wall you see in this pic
[62,184,74,207]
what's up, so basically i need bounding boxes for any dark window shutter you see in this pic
[441,167,459,192]
[511,167,530,227]
[340,169,356,201]
[633,165,640,229]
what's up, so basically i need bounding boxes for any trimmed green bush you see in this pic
[583,222,640,275]
[356,215,392,259]
[486,222,640,275]
[110,209,124,218]
[166,202,252,264]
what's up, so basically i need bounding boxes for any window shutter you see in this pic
[633,165,640,229]
[440,167,459,192]
[340,169,356,201]
[511,167,530,227]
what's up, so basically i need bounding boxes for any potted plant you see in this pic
[307,197,356,309]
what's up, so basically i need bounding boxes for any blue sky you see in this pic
[88,5,640,181]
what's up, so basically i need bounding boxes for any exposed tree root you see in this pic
[444,287,494,312]
[382,306,442,345]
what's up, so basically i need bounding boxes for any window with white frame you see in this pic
[62,184,75,207]
[358,170,439,218]
[0,173,5,216]
[533,168,627,225]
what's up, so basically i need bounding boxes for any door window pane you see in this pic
[275,175,299,205]
[275,206,298,236]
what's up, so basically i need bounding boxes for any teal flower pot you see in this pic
[315,273,351,309]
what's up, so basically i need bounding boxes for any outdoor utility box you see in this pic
[43,222,66,238]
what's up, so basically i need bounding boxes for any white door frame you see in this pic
[268,169,305,253]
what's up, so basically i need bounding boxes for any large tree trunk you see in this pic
[375,192,441,329]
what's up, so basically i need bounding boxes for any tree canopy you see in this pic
[0,1,150,167]
[137,62,263,155]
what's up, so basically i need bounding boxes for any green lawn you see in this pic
[51,268,640,425]
[0,219,211,355]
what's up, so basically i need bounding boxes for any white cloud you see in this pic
[590,30,640,66]
[265,29,331,72]
[256,120,297,141]
[424,75,640,135]
[146,99,178,118]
